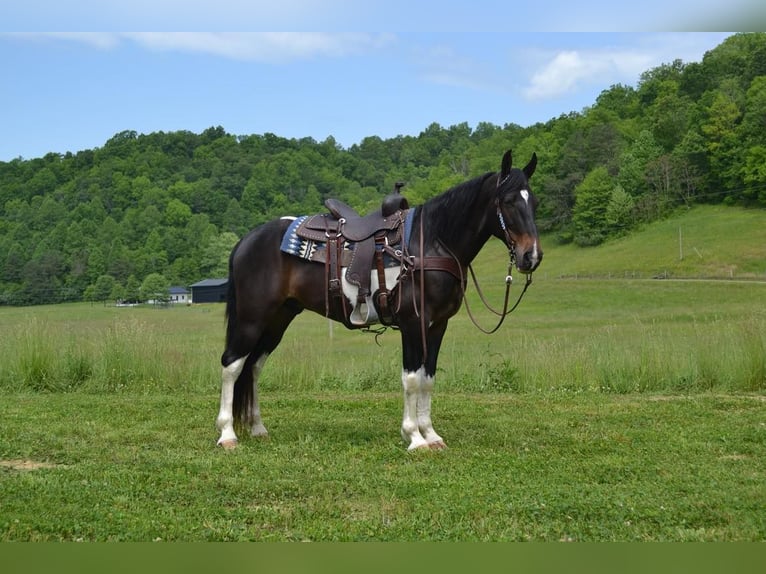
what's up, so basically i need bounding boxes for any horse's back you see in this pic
[232,218,291,265]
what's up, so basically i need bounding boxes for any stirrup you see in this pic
[349,301,374,326]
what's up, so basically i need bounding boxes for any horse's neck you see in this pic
[422,175,497,266]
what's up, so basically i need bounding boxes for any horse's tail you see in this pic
[223,240,255,429]
[223,258,237,333]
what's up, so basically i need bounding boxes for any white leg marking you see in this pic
[402,368,429,450]
[248,354,269,437]
[216,355,248,447]
[417,373,445,448]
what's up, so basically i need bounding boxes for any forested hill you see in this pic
[1,33,765,306]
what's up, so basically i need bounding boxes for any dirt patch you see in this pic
[719,454,749,461]
[0,459,65,471]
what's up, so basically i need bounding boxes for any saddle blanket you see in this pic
[280,215,333,260]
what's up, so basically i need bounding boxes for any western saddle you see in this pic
[293,184,411,326]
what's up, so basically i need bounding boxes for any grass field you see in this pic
[1,392,764,541]
[0,205,764,541]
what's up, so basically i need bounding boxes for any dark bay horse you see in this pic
[216,150,542,450]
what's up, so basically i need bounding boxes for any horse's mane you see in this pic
[418,172,495,246]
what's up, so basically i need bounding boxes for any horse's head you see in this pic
[495,150,543,273]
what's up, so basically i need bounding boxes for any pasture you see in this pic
[1,205,765,541]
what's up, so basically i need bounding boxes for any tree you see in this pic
[20,250,65,305]
[740,145,766,205]
[140,273,170,305]
[605,185,635,232]
[110,282,126,303]
[646,79,690,151]
[164,198,192,227]
[572,167,614,246]
[700,86,743,197]
[200,232,239,278]
[618,130,662,203]
[124,275,141,303]
[91,274,116,305]
[2,33,766,307]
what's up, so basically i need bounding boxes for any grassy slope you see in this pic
[523,205,765,279]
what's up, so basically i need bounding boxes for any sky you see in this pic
[1,1,762,162]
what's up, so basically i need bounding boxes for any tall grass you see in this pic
[1,278,764,396]
[0,307,220,394]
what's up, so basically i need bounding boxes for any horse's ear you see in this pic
[500,149,513,179]
[523,153,537,179]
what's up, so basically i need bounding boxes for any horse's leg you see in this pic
[246,353,270,438]
[217,349,269,447]
[243,304,300,438]
[418,320,448,450]
[216,354,249,449]
[399,320,449,451]
[217,303,300,448]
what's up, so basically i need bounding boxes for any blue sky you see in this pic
[2,0,760,161]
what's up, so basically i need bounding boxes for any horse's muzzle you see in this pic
[517,243,543,273]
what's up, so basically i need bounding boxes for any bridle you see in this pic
[455,178,534,335]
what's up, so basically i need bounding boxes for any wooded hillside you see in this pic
[1,33,765,305]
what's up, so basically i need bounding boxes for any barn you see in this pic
[190,278,228,303]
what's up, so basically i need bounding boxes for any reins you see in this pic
[462,261,532,335]
[441,239,532,336]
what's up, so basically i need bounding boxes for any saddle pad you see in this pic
[280,216,324,260]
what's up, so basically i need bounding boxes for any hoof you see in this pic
[428,440,447,450]
[218,439,238,450]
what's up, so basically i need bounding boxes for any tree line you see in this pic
[1,33,765,306]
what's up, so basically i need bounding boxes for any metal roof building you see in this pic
[190,278,228,304]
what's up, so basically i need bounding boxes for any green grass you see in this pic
[1,392,764,541]
[0,204,764,540]
[538,204,766,279]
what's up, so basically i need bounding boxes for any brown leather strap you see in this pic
[374,246,391,322]
[415,256,462,279]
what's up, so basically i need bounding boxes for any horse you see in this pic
[215,149,542,451]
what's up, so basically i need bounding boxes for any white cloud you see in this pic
[521,33,733,101]
[523,49,653,100]
[124,33,394,62]
[8,32,394,63]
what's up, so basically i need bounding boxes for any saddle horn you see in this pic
[382,182,409,217]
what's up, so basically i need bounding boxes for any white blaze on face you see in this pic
[519,189,539,266]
